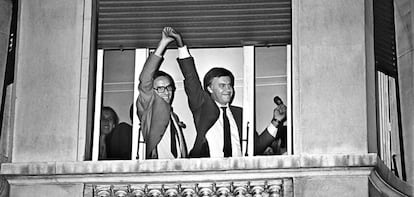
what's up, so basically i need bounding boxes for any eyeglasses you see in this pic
[153,85,174,93]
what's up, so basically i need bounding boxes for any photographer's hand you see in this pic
[272,104,286,127]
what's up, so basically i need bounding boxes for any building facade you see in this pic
[0,0,413,196]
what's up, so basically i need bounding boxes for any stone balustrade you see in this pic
[92,179,290,197]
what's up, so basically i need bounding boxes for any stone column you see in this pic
[12,0,90,162]
[292,0,375,155]
[291,1,375,196]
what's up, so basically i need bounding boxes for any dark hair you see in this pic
[102,106,119,125]
[203,67,235,91]
[153,70,176,90]
[273,96,283,105]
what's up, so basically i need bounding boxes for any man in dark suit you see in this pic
[106,105,133,160]
[136,27,188,159]
[165,27,286,158]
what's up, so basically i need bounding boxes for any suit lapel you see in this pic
[146,95,170,159]
[200,95,220,136]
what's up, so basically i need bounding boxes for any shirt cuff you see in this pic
[266,123,278,138]
[178,45,191,59]
[153,53,162,58]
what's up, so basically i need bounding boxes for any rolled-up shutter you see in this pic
[98,0,291,49]
[373,0,397,76]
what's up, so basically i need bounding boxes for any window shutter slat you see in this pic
[97,0,292,49]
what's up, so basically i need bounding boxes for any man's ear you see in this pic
[207,86,213,94]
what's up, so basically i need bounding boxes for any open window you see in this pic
[373,0,406,180]
[89,0,292,160]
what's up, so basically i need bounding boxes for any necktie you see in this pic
[170,118,178,158]
[221,107,232,157]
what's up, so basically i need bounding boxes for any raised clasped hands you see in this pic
[163,27,184,47]
[160,27,175,45]
[154,27,184,57]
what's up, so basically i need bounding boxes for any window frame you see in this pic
[91,45,293,161]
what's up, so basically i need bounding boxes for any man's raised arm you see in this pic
[166,27,206,111]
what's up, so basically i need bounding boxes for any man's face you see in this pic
[153,76,174,104]
[207,76,233,105]
[100,109,115,135]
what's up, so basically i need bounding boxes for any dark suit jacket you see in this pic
[177,57,275,158]
[106,122,132,160]
[256,125,287,155]
[137,54,187,159]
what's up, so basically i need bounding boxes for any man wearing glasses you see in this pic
[136,28,188,159]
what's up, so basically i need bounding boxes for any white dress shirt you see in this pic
[205,103,242,157]
[157,114,182,159]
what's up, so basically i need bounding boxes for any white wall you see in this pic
[103,50,135,125]
[255,46,287,132]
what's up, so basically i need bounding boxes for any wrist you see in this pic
[176,40,184,47]
[271,118,281,126]
[158,40,170,47]
[155,40,170,56]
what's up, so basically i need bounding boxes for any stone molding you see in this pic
[0,154,377,187]
[0,154,378,177]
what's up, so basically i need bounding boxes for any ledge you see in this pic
[1,154,412,196]
[370,158,414,196]
[1,154,377,176]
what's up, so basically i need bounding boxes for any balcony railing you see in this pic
[91,179,291,197]
[1,154,412,196]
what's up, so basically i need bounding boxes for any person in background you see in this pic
[165,27,285,158]
[262,96,288,155]
[273,96,287,123]
[99,106,119,160]
[136,27,188,159]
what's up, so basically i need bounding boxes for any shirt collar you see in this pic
[214,101,229,108]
